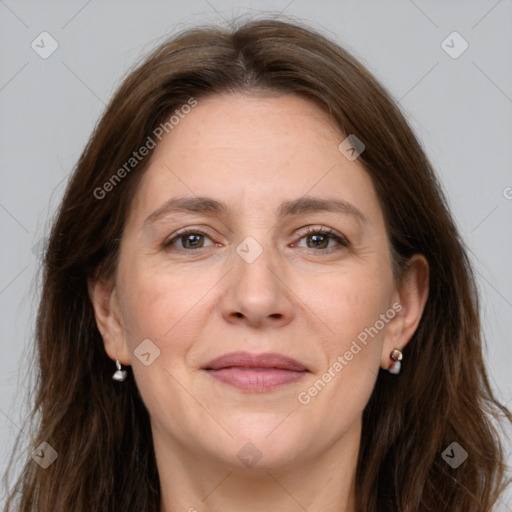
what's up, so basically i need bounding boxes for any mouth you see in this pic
[201,351,309,392]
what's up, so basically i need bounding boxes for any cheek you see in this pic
[116,266,208,426]
[288,274,392,450]
[118,260,205,341]
[307,264,394,347]
[296,263,392,402]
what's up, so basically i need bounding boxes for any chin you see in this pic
[221,419,308,469]
[219,438,306,472]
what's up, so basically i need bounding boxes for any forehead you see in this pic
[157,92,343,161]
[127,92,383,228]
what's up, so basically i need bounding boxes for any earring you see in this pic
[112,359,127,382]
[388,348,403,375]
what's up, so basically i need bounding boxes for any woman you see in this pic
[3,17,511,512]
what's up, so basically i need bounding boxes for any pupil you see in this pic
[309,234,326,248]
[186,234,202,248]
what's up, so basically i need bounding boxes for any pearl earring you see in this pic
[112,359,127,381]
[388,348,403,375]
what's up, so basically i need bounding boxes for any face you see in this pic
[94,92,423,471]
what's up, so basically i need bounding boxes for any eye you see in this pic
[162,226,350,253]
[292,226,350,252]
[163,229,215,250]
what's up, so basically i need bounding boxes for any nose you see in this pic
[221,241,295,329]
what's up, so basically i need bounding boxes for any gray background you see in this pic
[1,0,511,509]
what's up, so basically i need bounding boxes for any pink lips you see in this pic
[202,351,308,391]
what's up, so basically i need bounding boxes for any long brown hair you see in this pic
[3,17,511,511]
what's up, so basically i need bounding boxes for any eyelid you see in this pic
[163,225,350,252]
[293,225,351,250]
[162,227,215,250]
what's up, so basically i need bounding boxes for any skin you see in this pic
[89,92,429,512]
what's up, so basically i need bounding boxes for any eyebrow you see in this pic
[143,195,368,228]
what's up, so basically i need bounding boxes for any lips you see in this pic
[202,351,309,391]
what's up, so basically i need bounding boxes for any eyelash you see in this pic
[163,226,350,254]
[290,227,350,253]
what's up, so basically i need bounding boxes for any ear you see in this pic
[87,276,131,366]
[381,254,429,370]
